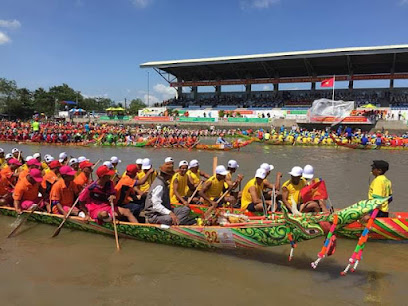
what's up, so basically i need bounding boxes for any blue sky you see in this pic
[0,0,407,105]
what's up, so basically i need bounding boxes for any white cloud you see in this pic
[262,85,272,91]
[143,94,160,106]
[400,0,408,5]
[153,83,177,100]
[0,19,21,29]
[130,0,153,8]
[240,0,280,10]
[0,31,10,44]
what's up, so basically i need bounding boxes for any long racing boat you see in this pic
[0,199,382,249]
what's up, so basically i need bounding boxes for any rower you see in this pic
[144,163,193,225]
[13,168,44,214]
[367,160,392,218]
[136,158,143,170]
[110,156,121,170]
[216,133,230,146]
[12,148,23,162]
[199,165,236,207]
[281,166,307,214]
[115,164,154,221]
[18,158,42,181]
[225,159,244,200]
[74,160,94,190]
[0,148,4,166]
[260,163,282,200]
[300,164,329,213]
[1,158,21,187]
[78,165,137,223]
[170,160,195,205]
[164,157,174,166]
[41,161,62,211]
[135,158,156,199]
[59,152,68,165]
[241,168,271,212]
[69,158,80,173]
[186,159,210,194]
[50,166,82,217]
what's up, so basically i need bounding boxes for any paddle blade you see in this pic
[51,227,62,238]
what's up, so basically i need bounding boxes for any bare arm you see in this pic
[198,180,216,206]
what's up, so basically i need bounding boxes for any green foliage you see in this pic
[128,98,146,115]
[0,77,115,118]
[218,110,225,118]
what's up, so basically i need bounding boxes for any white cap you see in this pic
[165,157,174,163]
[25,156,33,162]
[303,165,314,179]
[227,160,239,169]
[179,160,188,167]
[44,154,51,160]
[136,158,143,164]
[255,168,267,179]
[45,156,55,163]
[5,153,13,159]
[0,148,3,153]
[12,148,19,153]
[69,158,79,166]
[59,152,68,163]
[189,159,199,168]
[110,156,121,164]
[77,156,89,163]
[142,158,152,170]
[103,161,114,169]
[33,153,41,159]
[289,166,303,177]
[215,165,228,176]
[260,163,274,172]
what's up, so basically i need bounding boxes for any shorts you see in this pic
[246,203,256,212]
[376,210,389,218]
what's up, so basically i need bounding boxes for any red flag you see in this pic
[321,78,334,87]
[300,180,328,202]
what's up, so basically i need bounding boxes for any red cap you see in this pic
[79,161,93,169]
[96,165,115,178]
[126,164,139,175]
[8,158,22,166]
[59,165,77,176]
[29,168,43,183]
[27,159,41,167]
[49,160,62,169]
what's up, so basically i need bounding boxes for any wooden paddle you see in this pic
[8,202,40,238]
[188,140,200,151]
[110,199,120,251]
[187,181,202,204]
[51,197,81,238]
[212,156,217,175]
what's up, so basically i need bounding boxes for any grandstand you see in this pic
[140,45,408,108]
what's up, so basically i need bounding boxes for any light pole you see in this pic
[147,71,150,107]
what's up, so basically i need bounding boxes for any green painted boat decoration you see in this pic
[0,198,383,249]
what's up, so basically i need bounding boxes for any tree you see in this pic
[49,84,82,111]
[33,87,55,116]
[128,98,146,115]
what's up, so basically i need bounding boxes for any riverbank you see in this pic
[71,117,408,132]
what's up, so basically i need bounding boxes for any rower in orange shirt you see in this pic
[1,158,21,187]
[13,168,44,214]
[41,160,62,201]
[50,166,81,216]
[74,160,94,190]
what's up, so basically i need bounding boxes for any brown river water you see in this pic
[0,142,407,305]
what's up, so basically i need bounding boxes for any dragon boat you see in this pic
[0,199,381,249]
[172,200,408,242]
[194,140,252,151]
[332,138,408,151]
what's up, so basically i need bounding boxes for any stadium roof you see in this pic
[140,45,408,86]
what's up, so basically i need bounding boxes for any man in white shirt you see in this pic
[144,163,194,225]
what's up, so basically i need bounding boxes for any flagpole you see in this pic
[332,75,335,116]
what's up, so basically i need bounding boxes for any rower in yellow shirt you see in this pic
[170,160,195,204]
[241,168,270,212]
[368,160,392,218]
[135,158,156,197]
